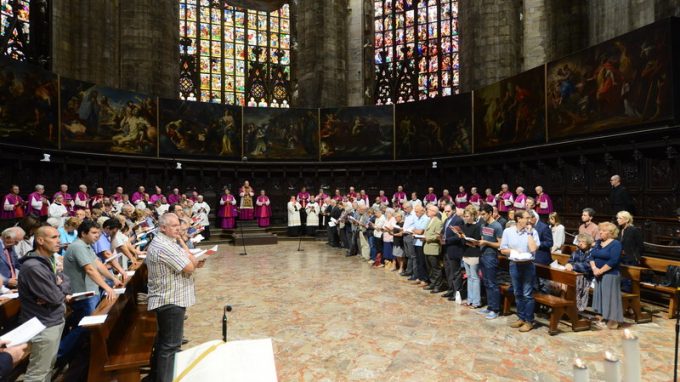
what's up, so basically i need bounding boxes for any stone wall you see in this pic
[51,0,178,99]
[587,0,680,45]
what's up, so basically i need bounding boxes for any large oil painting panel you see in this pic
[60,78,158,155]
[243,107,318,161]
[159,99,242,159]
[474,66,546,152]
[547,19,674,140]
[395,94,471,159]
[320,106,394,161]
[0,57,58,148]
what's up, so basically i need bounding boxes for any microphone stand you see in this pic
[238,221,247,256]
[222,305,232,342]
[675,288,679,381]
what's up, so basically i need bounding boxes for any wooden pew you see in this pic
[497,256,591,335]
[551,253,652,323]
[558,244,577,256]
[639,255,680,319]
[85,263,156,382]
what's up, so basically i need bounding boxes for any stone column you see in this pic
[294,0,349,108]
[52,0,178,98]
[587,0,679,46]
[459,0,523,92]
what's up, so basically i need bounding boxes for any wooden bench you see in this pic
[497,256,591,335]
[86,263,156,382]
[558,244,577,256]
[551,253,652,324]
[639,254,680,319]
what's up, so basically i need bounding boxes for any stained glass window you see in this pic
[179,0,291,107]
[374,0,459,105]
[0,0,30,61]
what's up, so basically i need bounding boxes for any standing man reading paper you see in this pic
[18,226,72,382]
[147,213,205,382]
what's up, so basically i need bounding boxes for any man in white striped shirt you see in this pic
[146,213,204,382]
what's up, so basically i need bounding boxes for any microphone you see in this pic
[223,305,232,342]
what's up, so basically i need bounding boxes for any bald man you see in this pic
[18,226,72,381]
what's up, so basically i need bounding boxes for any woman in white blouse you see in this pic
[549,212,565,253]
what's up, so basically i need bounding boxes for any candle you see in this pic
[622,329,641,382]
[604,351,621,382]
[573,357,590,382]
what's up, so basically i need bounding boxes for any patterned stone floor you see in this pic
[184,242,675,381]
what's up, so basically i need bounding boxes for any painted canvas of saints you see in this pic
[320,106,394,161]
[60,78,158,155]
[159,98,241,159]
[0,57,58,148]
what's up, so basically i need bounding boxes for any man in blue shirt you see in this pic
[92,218,127,285]
[500,210,540,332]
[411,205,430,285]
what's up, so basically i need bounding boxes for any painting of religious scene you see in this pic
[320,106,394,161]
[243,107,318,161]
[474,66,546,152]
[395,94,472,159]
[159,99,241,159]
[60,78,157,155]
[547,19,674,140]
[0,57,58,148]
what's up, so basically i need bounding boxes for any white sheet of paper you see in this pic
[413,234,426,239]
[105,288,126,296]
[173,338,277,382]
[126,270,136,277]
[138,254,147,259]
[71,291,96,300]
[104,252,123,264]
[0,317,46,347]
[1,293,19,299]
[191,234,205,243]
[78,315,108,326]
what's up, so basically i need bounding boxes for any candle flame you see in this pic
[623,328,637,340]
[605,351,618,362]
[574,357,586,368]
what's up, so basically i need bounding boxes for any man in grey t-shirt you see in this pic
[58,220,122,370]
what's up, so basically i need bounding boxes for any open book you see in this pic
[104,252,123,264]
[189,245,218,259]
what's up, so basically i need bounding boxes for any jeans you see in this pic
[463,260,481,307]
[480,253,500,312]
[58,295,100,365]
[24,322,65,382]
[509,261,536,323]
[368,235,377,260]
[150,304,186,382]
[414,245,428,282]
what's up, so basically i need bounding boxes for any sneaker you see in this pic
[454,291,462,305]
[485,311,499,320]
[509,319,525,328]
[476,308,491,315]
[519,322,533,332]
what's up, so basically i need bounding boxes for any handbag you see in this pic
[661,265,680,287]
[639,269,657,285]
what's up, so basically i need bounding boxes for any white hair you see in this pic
[46,218,60,228]
[35,184,44,191]
[1,227,25,240]
[159,212,179,227]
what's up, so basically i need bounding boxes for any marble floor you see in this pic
[184,242,676,381]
